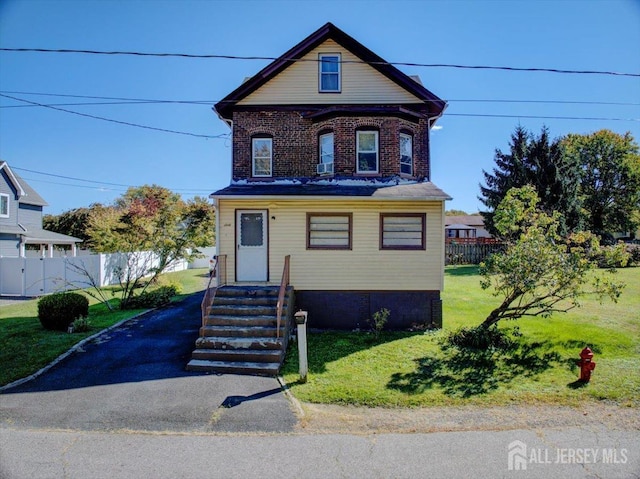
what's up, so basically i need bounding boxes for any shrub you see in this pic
[38,292,89,331]
[124,285,178,309]
[70,317,91,333]
[369,308,390,340]
[625,243,640,266]
[445,325,520,350]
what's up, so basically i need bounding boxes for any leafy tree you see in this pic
[445,209,469,216]
[43,206,101,246]
[478,186,625,330]
[562,129,640,240]
[88,186,215,308]
[479,126,582,235]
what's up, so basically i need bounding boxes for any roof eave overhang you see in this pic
[211,194,451,202]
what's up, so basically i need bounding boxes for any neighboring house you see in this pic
[445,215,492,243]
[210,22,450,330]
[0,161,81,258]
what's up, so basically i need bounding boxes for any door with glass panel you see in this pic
[236,210,268,281]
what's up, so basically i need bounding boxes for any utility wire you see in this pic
[1,91,638,122]
[14,167,215,194]
[1,89,638,108]
[0,93,230,139]
[446,113,639,122]
[1,47,638,78]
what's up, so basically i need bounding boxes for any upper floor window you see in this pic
[252,137,272,177]
[318,132,334,175]
[357,130,379,174]
[319,53,341,93]
[0,193,9,218]
[400,133,413,176]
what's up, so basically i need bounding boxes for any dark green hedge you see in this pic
[38,292,89,331]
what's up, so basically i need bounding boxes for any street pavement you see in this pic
[1,424,638,478]
[1,293,638,478]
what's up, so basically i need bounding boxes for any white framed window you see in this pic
[357,130,379,173]
[400,133,413,176]
[307,213,352,250]
[0,193,9,218]
[318,132,334,175]
[252,137,272,177]
[319,53,341,93]
[380,213,426,250]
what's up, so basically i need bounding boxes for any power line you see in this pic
[446,113,639,122]
[0,93,230,139]
[1,90,638,122]
[1,89,638,108]
[14,167,215,194]
[1,47,638,78]
[5,90,640,106]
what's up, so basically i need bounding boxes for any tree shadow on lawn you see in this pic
[445,265,479,277]
[282,330,427,378]
[387,336,564,398]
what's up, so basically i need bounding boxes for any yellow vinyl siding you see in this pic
[218,198,444,291]
[238,39,422,105]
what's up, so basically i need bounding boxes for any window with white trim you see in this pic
[356,130,379,173]
[307,213,352,250]
[0,193,9,218]
[318,132,334,175]
[252,137,272,177]
[400,133,413,175]
[319,53,341,92]
[380,213,426,250]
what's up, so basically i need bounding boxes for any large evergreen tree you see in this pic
[479,125,581,236]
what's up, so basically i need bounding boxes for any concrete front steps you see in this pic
[186,285,294,376]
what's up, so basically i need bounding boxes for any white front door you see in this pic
[236,210,268,282]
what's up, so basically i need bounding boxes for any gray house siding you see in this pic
[0,234,19,257]
[17,203,43,227]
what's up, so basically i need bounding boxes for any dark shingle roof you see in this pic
[212,180,451,201]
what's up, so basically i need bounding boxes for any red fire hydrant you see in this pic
[577,347,596,382]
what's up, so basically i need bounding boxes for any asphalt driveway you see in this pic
[0,293,298,433]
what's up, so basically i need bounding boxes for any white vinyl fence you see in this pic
[0,252,188,297]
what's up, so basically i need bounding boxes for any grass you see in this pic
[281,266,640,408]
[0,268,210,387]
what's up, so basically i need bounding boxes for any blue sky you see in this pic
[1,0,638,215]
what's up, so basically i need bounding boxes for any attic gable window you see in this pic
[252,137,273,177]
[0,193,8,217]
[319,53,341,93]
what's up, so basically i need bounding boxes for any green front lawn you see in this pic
[0,268,210,387]
[281,266,640,407]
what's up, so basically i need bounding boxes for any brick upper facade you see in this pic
[231,109,432,181]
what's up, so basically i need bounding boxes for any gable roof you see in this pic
[445,215,486,227]
[214,22,447,120]
[0,161,48,206]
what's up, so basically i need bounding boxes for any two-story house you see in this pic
[0,161,81,258]
[213,22,449,327]
[188,23,450,375]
